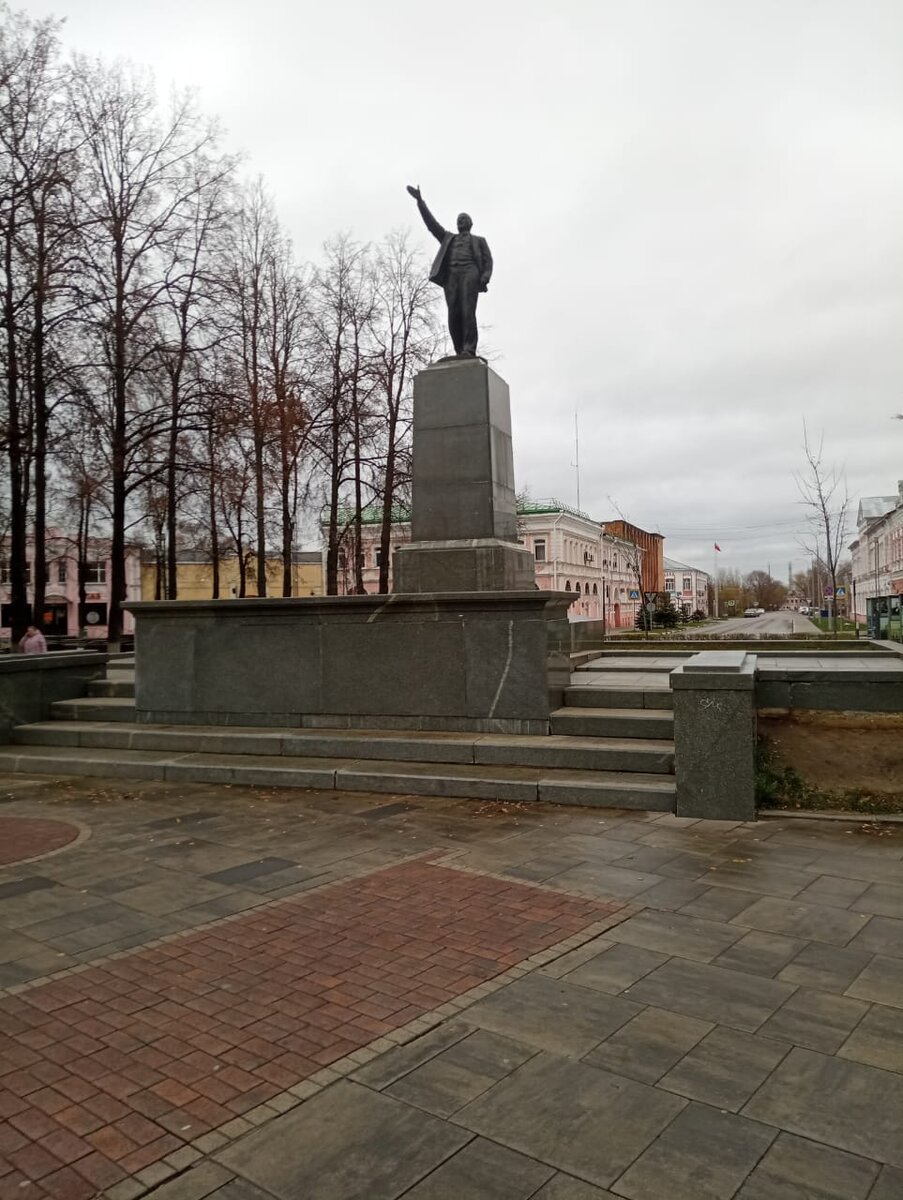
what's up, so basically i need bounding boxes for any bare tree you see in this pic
[370,232,439,593]
[68,59,222,645]
[795,426,849,633]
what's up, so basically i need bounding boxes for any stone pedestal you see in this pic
[393,358,535,593]
[126,594,571,733]
[671,652,758,821]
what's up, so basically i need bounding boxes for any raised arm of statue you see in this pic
[406,184,446,242]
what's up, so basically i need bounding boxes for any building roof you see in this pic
[518,498,596,522]
[663,556,708,576]
[857,496,897,524]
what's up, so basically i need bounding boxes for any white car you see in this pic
[743,607,760,618]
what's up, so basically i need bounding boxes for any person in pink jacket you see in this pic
[19,625,47,654]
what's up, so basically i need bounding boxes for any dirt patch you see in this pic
[758,711,903,813]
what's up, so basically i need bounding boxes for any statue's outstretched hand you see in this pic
[406,184,421,201]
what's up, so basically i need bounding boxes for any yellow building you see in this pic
[140,551,324,600]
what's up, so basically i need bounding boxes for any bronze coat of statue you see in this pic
[407,185,493,358]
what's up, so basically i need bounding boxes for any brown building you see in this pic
[603,521,664,594]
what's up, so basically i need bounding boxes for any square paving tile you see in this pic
[658,1025,789,1111]
[583,1006,711,1084]
[548,863,665,902]
[625,958,795,1031]
[203,858,299,886]
[850,882,903,920]
[794,875,871,909]
[702,861,814,899]
[399,1136,554,1199]
[734,1131,879,1199]
[731,896,872,946]
[713,931,806,978]
[353,1024,474,1091]
[534,1177,617,1199]
[743,1047,903,1167]
[680,887,758,923]
[838,1004,903,1073]
[216,1081,470,1199]
[612,1102,776,1200]
[563,944,668,995]
[846,915,903,960]
[757,987,869,1053]
[605,910,743,963]
[870,1165,903,1200]
[777,942,874,992]
[844,954,903,1009]
[386,1029,536,1117]
[454,1052,686,1189]
[461,974,640,1057]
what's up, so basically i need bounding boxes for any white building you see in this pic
[849,484,903,638]
[663,556,710,617]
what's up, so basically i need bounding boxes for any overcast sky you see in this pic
[21,0,903,576]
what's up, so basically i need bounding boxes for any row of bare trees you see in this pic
[1,4,440,643]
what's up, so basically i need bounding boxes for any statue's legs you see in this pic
[444,265,481,356]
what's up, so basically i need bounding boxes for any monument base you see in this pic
[393,538,536,594]
[125,593,571,734]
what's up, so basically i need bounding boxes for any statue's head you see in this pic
[456,212,473,232]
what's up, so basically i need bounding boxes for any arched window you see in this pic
[565,580,571,591]
[592,583,598,595]
[575,582,581,595]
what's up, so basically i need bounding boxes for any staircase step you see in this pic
[13,723,674,775]
[51,697,136,722]
[550,707,674,739]
[565,685,673,711]
[0,744,675,811]
[576,656,688,674]
[86,678,136,698]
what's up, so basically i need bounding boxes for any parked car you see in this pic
[743,607,759,618]
[798,605,810,616]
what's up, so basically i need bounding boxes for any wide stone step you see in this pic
[13,722,674,775]
[0,744,675,810]
[86,678,136,698]
[575,656,688,674]
[564,685,673,711]
[550,707,675,739]
[51,697,136,722]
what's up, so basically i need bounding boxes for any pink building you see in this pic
[0,531,143,639]
[326,500,645,628]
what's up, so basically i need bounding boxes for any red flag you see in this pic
[714,543,722,552]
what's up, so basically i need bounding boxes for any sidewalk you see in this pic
[1,775,902,1199]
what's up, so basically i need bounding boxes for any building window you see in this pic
[576,582,582,595]
[683,577,692,592]
[665,576,675,591]
[1,560,31,585]
[57,560,67,584]
[375,549,384,567]
[533,539,546,563]
[592,583,598,595]
[84,561,106,584]
[565,580,571,591]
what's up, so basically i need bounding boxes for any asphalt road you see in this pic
[707,611,824,637]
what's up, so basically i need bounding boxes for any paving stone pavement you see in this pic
[0,774,902,1199]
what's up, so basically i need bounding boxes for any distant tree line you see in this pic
[0,3,440,642]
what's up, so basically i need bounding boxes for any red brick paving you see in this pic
[0,817,80,867]
[0,860,614,1198]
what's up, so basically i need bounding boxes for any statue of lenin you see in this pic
[407,185,493,358]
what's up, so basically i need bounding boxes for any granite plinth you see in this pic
[410,358,518,543]
[393,538,535,594]
[671,653,757,821]
[125,593,571,733]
